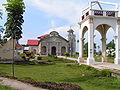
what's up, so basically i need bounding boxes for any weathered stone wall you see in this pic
[40,36,69,56]
[0,39,16,59]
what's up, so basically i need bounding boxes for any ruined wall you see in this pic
[0,39,16,59]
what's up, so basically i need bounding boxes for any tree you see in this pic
[3,0,25,77]
[106,39,115,57]
[83,42,97,56]
[0,9,4,40]
[0,9,2,19]
[3,0,25,42]
[106,39,115,49]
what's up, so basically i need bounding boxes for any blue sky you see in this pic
[0,0,120,51]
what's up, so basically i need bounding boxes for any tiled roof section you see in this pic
[27,40,39,46]
[37,34,49,39]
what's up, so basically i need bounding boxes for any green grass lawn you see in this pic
[0,64,120,90]
[0,85,17,90]
[70,54,115,63]
[40,56,75,63]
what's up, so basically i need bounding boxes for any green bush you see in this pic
[100,69,112,77]
[32,60,39,64]
[47,60,53,62]
[25,51,31,56]
[29,55,35,59]
[37,56,42,60]
[80,64,93,70]
[48,54,57,58]
[64,52,69,57]
[15,61,35,65]
[20,53,26,60]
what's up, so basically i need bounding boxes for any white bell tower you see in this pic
[78,1,120,65]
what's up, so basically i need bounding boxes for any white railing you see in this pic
[82,9,118,20]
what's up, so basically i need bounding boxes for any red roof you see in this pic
[27,40,39,46]
[37,34,49,39]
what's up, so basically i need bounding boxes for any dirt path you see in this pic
[0,77,47,90]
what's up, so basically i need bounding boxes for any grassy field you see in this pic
[0,63,120,90]
[0,85,16,90]
[40,56,75,63]
[70,55,115,63]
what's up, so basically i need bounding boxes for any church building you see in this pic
[27,28,76,56]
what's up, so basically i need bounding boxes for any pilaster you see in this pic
[87,18,95,65]
[115,19,120,64]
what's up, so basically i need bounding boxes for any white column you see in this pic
[78,38,83,62]
[78,24,84,63]
[115,20,120,64]
[87,18,95,65]
[101,35,107,62]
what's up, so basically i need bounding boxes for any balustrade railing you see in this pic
[82,9,117,20]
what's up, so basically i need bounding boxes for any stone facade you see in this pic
[39,31,69,56]
[0,39,16,59]
[28,30,76,56]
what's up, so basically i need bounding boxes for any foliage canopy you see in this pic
[3,0,25,41]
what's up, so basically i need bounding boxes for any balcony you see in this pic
[82,9,118,20]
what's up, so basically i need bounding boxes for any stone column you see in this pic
[56,42,59,56]
[46,43,48,56]
[101,34,107,62]
[78,37,84,63]
[87,18,95,65]
[39,43,42,55]
[78,24,83,63]
[50,43,51,55]
[48,42,51,55]
[115,19,120,64]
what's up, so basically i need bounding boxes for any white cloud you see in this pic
[45,25,79,39]
[19,36,36,45]
[29,0,87,24]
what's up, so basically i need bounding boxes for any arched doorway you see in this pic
[41,46,46,55]
[79,26,88,60]
[51,46,56,55]
[61,46,66,56]
[95,24,115,63]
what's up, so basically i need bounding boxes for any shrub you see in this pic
[38,61,47,65]
[32,60,39,64]
[20,53,26,60]
[15,61,35,65]
[47,60,53,62]
[64,52,69,57]
[25,51,31,56]
[48,54,57,58]
[100,69,112,77]
[29,55,35,59]
[18,80,82,90]
[37,56,42,60]
[80,64,93,70]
